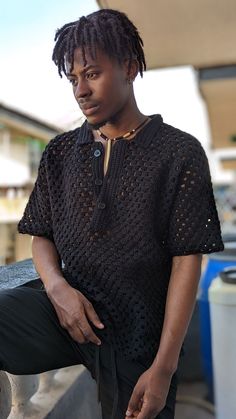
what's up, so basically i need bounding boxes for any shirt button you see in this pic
[98,202,106,209]
[94,149,101,157]
[95,179,103,186]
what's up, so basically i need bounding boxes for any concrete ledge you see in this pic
[44,368,102,419]
[21,366,102,419]
[0,372,12,419]
[0,258,39,290]
[0,260,102,418]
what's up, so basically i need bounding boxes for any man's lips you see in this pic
[79,103,99,116]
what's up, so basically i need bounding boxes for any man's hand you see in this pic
[125,365,173,419]
[47,281,104,345]
[31,236,104,345]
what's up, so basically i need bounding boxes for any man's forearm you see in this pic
[32,236,67,292]
[152,254,202,374]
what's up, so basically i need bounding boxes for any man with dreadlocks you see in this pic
[0,8,223,419]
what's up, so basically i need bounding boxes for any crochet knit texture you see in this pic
[18,115,224,363]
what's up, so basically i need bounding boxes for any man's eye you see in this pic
[86,72,98,80]
[68,79,77,86]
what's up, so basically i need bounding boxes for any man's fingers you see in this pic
[68,319,101,345]
[135,405,157,419]
[135,398,162,419]
[84,300,104,329]
[78,318,102,345]
[126,387,143,417]
[68,326,88,344]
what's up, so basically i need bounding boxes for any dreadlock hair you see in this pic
[52,9,146,78]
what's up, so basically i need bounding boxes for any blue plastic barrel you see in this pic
[198,241,236,402]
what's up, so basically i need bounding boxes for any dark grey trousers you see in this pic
[0,287,178,419]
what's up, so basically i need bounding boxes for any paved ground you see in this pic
[175,381,215,419]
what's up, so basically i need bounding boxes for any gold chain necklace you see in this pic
[96,118,149,142]
[96,118,149,174]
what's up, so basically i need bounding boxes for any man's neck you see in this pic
[92,109,147,141]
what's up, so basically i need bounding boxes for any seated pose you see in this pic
[0,9,224,419]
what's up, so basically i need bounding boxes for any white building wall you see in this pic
[0,130,30,186]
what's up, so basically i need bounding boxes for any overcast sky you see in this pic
[0,0,211,149]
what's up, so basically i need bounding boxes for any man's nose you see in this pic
[74,79,91,99]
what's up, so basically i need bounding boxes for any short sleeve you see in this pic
[18,147,54,241]
[167,139,224,256]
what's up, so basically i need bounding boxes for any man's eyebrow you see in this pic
[66,64,100,77]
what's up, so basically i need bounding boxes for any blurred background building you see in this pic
[0,103,61,264]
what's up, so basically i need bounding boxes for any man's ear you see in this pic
[124,59,139,82]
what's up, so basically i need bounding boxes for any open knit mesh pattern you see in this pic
[18,115,224,363]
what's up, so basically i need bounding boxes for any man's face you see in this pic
[66,48,131,128]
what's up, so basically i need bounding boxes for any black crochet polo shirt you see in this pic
[18,115,224,363]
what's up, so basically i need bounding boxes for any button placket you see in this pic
[97,202,106,210]
[92,143,105,199]
[94,149,102,158]
[95,179,103,186]
[90,141,127,232]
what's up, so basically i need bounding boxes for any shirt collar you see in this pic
[76,114,163,149]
